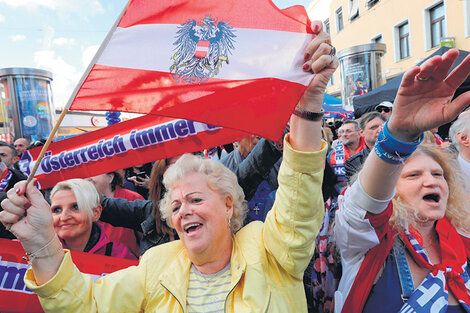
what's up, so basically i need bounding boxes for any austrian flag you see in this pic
[68,0,314,140]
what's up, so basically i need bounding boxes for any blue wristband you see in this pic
[381,120,424,154]
[376,130,414,157]
[374,121,424,164]
[374,144,408,164]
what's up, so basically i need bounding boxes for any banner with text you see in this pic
[19,114,248,189]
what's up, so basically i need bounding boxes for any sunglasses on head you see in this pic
[377,107,391,113]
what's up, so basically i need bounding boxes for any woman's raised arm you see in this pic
[359,49,470,200]
[289,21,338,152]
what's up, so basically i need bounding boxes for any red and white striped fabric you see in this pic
[68,0,314,141]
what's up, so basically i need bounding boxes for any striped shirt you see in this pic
[186,263,231,313]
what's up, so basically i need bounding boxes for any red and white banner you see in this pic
[0,239,138,313]
[19,115,248,189]
[67,0,313,141]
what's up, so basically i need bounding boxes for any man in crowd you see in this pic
[328,119,365,188]
[448,110,470,191]
[14,137,30,157]
[0,141,27,239]
[375,101,393,119]
[345,112,386,183]
[220,135,260,171]
[0,141,20,169]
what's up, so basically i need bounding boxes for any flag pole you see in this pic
[24,1,131,186]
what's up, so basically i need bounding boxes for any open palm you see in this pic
[389,49,470,140]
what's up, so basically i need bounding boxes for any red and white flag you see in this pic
[19,114,248,190]
[67,0,313,141]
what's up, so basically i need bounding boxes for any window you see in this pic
[393,19,412,61]
[324,19,330,35]
[349,0,359,21]
[424,1,447,50]
[430,3,445,47]
[398,22,410,59]
[336,7,344,32]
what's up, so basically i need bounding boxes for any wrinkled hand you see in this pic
[0,180,55,251]
[298,21,339,110]
[388,49,470,141]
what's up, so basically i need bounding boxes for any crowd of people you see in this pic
[0,20,469,313]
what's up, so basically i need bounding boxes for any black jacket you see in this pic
[100,138,282,256]
[0,168,27,239]
[344,146,371,184]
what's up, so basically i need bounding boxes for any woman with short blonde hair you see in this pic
[50,179,136,260]
[160,153,247,233]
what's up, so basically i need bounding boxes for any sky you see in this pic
[0,0,313,111]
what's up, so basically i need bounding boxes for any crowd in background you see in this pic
[0,101,468,312]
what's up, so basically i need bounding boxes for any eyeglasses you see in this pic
[377,107,391,113]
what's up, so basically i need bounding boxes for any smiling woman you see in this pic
[160,155,246,274]
[0,20,335,312]
[49,179,137,260]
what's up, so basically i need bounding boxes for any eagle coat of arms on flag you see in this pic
[170,15,236,84]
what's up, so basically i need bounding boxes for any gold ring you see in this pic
[416,75,428,81]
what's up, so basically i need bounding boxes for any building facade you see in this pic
[308,0,470,97]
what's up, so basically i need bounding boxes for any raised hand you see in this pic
[298,21,338,111]
[0,180,55,251]
[289,20,338,152]
[388,49,470,141]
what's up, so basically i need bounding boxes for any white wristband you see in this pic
[22,234,63,266]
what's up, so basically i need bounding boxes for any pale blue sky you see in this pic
[0,0,313,109]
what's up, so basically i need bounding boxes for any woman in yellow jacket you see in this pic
[0,21,334,312]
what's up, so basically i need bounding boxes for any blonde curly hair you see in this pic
[390,144,470,233]
[159,154,247,233]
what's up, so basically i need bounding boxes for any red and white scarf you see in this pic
[329,138,366,181]
[399,218,470,312]
[0,169,12,192]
